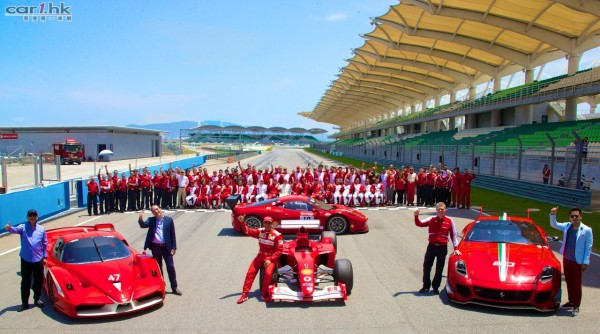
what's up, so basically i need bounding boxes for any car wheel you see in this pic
[46,274,55,305]
[259,264,278,293]
[244,215,263,229]
[327,215,348,234]
[334,258,353,294]
[319,231,337,252]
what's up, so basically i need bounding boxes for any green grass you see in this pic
[306,148,599,253]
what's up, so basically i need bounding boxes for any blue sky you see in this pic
[1,1,599,136]
[0,0,392,134]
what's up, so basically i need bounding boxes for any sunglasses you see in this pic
[570,215,580,218]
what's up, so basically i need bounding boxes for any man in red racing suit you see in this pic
[237,216,283,304]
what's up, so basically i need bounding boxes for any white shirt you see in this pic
[152,218,164,244]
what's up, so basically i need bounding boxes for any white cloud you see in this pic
[322,13,348,22]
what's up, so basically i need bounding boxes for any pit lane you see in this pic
[0,148,598,333]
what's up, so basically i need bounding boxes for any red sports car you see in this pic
[43,224,165,318]
[230,195,369,234]
[446,214,562,312]
[263,226,353,302]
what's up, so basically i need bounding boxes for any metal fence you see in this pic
[0,150,260,195]
[315,140,598,191]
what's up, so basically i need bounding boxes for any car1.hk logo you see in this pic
[5,2,72,22]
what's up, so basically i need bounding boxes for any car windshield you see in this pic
[465,220,545,246]
[61,236,131,264]
[64,144,82,152]
[245,198,278,207]
[308,197,333,210]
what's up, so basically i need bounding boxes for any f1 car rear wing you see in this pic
[279,219,322,230]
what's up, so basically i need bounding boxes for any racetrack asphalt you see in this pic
[0,148,598,333]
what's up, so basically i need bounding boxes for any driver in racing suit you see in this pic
[237,216,283,304]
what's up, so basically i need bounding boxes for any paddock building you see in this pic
[0,126,164,161]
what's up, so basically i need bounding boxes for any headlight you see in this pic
[456,260,467,277]
[540,266,553,283]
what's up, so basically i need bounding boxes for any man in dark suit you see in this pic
[138,204,182,296]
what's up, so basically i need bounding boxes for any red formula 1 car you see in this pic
[446,213,562,311]
[43,224,165,318]
[262,224,353,302]
[229,195,369,235]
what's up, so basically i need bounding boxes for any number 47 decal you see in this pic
[108,274,120,281]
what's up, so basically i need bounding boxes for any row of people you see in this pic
[85,161,476,215]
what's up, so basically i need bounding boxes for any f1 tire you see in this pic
[319,231,337,252]
[334,258,353,294]
[259,264,278,293]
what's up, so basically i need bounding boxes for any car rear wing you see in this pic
[94,223,115,231]
[225,195,242,210]
[279,219,322,230]
[46,223,116,240]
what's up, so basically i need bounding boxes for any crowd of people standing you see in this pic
[84,160,476,215]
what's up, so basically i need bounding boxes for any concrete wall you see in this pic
[0,182,70,227]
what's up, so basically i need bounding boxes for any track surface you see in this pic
[1,148,598,333]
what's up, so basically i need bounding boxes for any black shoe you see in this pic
[34,300,44,308]
[418,288,429,293]
[17,304,29,312]
[572,307,580,316]
[561,302,574,309]
[172,288,182,296]
[432,289,440,295]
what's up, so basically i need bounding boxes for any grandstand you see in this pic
[180,124,325,146]
[303,1,600,203]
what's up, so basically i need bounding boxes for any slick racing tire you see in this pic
[334,258,353,295]
[319,231,337,252]
[327,215,349,234]
[244,215,262,229]
[259,264,278,293]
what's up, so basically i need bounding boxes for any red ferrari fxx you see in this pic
[230,195,369,235]
[43,224,165,317]
[262,225,353,302]
[446,214,561,311]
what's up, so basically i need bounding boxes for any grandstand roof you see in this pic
[247,126,267,131]
[304,0,600,127]
[192,124,326,134]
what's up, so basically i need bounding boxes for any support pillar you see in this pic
[565,54,580,121]
[468,86,476,100]
[493,76,501,93]
[449,117,456,130]
[491,109,501,127]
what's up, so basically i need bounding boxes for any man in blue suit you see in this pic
[550,206,593,316]
[139,204,182,296]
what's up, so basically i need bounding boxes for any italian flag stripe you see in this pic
[498,243,508,282]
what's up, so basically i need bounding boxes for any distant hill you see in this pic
[198,120,239,127]
[126,120,240,139]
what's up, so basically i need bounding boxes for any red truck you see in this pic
[53,139,85,165]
